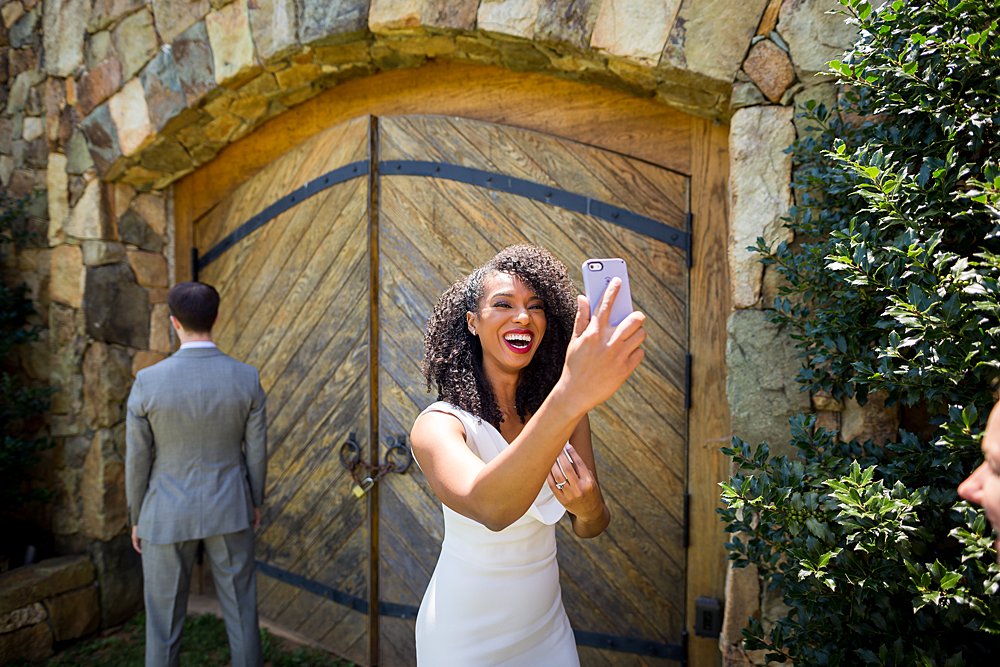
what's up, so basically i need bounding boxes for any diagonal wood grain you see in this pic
[377,115,691,665]
[195,116,369,253]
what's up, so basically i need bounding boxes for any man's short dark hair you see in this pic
[167,282,220,333]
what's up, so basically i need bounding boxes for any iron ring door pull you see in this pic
[383,435,413,474]
[339,432,362,471]
[337,432,411,499]
[340,432,377,499]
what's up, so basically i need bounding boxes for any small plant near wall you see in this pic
[721,0,1000,663]
[0,191,52,571]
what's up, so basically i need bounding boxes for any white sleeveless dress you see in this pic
[414,402,580,667]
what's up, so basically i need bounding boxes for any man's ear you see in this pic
[169,315,182,333]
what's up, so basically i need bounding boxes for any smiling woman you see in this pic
[472,273,547,357]
[422,245,578,430]
[410,244,646,665]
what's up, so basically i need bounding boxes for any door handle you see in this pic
[339,432,372,498]
[339,431,362,471]
[338,432,412,499]
[383,434,413,474]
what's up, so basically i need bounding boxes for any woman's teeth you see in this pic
[504,333,532,348]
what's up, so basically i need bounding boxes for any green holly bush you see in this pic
[720,0,1000,663]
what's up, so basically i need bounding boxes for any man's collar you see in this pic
[179,341,217,350]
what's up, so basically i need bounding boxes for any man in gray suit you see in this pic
[126,281,267,667]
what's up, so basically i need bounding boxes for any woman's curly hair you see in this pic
[422,244,579,429]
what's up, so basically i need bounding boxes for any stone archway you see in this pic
[72,0,770,191]
[39,1,758,651]
[3,0,860,664]
[174,63,731,666]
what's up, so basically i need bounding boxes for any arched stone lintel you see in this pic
[78,23,745,192]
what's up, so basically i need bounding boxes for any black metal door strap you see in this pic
[197,160,370,270]
[256,561,683,660]
[197,160,690,271]
[382,160,690,251]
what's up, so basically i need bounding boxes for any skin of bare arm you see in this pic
[411,279,643,531]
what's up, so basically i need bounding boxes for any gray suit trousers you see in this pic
[142,528,262,667]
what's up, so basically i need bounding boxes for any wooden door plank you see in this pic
[193,117,368,253]
[257,224,368,442]
[686,118,731,667]
[258,516,366,637]
[261,509,368,616]
[377,358,450,539]
[380,617,417,667]
[576,647,615,667]
[588,406,686,523]
[258,368,367,560]
[224,185,366,361]
[378,487,439,604]
[208,187,361,360]
[554,526,679,639]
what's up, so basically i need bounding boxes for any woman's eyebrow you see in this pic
[488,291,542,298]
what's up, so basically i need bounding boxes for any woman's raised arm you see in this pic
[411,280,643,531]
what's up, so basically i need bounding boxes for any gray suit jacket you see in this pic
[125,346,267,544]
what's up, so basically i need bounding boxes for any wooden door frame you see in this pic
[175,60,731,667]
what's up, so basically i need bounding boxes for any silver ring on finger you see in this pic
[555,480,566,490]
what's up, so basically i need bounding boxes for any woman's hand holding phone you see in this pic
[582,258,633,326]
[557,276,646,415]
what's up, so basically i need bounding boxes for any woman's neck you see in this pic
[483,361,520,419]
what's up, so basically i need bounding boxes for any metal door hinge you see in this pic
[685,212,693,268]
[683,492,691,549]
[684,353,692,411]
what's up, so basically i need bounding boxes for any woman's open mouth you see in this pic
[503,330,534,355]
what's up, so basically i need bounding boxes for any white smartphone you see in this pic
[582,257,633,326]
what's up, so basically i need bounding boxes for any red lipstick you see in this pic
[502,328,534,355]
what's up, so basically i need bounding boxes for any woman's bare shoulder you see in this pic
[412,407,467,445]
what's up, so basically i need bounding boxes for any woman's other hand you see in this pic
[547,444,609,537]
[559,278,646,413]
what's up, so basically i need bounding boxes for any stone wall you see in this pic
[64,0,780,190]
[719,1,908,665]
[0,0,871,663]
[0,555,100,662]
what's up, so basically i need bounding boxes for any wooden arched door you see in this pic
[192,114,690,666]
